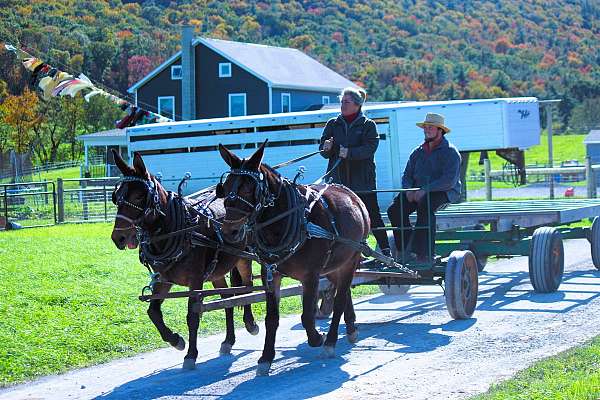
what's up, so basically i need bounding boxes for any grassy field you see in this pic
[0,166,81,184]
[466,133,586,190]
[472,336,600,400]
[0,223,378,387]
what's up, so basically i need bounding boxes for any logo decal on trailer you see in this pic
[518,109,530,119]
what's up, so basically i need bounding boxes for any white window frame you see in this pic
[228,93,247,117]
[171,65,182,80]
[157,96,175,120]
[219,62,232,78]
[322,95,330,105]
[281,93,291,113]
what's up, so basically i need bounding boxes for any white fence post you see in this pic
[587,157,596,198]
[484,158,492,201]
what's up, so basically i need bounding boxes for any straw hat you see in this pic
[416,112,451,134]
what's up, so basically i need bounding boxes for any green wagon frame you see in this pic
[353,198,600,321]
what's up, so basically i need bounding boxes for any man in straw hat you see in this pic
[319,87,392,257]
[387,112,461,262]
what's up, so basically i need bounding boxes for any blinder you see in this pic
[221,168,270,213]
[112,176,162,220]
[215,172,228,199]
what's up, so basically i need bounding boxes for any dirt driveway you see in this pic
[2,239,600,400]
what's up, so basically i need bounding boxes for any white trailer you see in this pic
[126,97,540,208]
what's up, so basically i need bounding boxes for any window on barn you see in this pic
[229,93,246,117]
[158,96,175,120]
[281,93,291,113]
[219,63,232,78]
[171,65,182,80]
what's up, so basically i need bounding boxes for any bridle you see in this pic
[216,168,279,240]
[217,169,275,218]
[112,175,164,230]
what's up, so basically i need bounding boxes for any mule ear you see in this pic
[112,149,135,176]
[132,152,148,177]
[244,139,267,171]
[218,143,242,169]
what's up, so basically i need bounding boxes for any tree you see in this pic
[127,55,153,87]
[0,89,40,153]
[83,95,124,133]
[30,100,64,164]
[569,97,600,133]
[55,96,86,160]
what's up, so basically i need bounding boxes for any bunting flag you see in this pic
[3,42,172,127]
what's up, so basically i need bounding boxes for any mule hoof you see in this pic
[309,332,326,347]
[246,323,259,336]
[321,345,336,359]
[182,358,196,370]
[347,330,359,344]
[256,362,271,376]
[174,335,185,351]
[219,342,233,355]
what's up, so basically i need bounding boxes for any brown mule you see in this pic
[217,141,370,376]
[110,150,259,370]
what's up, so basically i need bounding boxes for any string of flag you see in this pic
[3,43,172,128]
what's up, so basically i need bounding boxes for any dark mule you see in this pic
[217,141,370,375]
[110,150,259,370]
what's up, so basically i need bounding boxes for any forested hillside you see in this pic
[0,0,599,162]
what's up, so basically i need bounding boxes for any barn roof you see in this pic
[584,130,600,144]
[128,37,356,93]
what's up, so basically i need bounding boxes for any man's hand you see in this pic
[339,145,349,159]
[323,138,334,152]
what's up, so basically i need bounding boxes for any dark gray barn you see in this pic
[128,28,356,121]
[584,129,600,185]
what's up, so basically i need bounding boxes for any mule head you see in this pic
[110,150,165,250]
[217,140,269,240]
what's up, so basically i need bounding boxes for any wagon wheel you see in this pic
[468,245,488,273]
[315,282,335,319]
[378,230,411,295]
[445,250,478,319]
[590,217,600,269]
[528,227,564,293]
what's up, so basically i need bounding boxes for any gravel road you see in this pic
[2,239,600,400]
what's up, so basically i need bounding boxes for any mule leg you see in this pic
[344,286,359,343]
[212,277,236,355]
[232,260,259,335]
[323,259,357,358]
[257,271,282,376]
[183,280,204,370]
[301,273,325,347]
[146,282,185,350]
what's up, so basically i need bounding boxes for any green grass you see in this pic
[1,166,81,184]
[472,336,600,400]
[0,223,378,387]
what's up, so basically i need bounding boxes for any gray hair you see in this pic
[340,87,367,106]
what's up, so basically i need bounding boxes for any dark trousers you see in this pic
[357,192,390,250]
[387,191,449,257]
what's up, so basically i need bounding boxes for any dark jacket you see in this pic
[402,136,462,203]
[319,113,379,191]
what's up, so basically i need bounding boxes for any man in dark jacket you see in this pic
[319,87,391,256]
[388,112,461,262]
